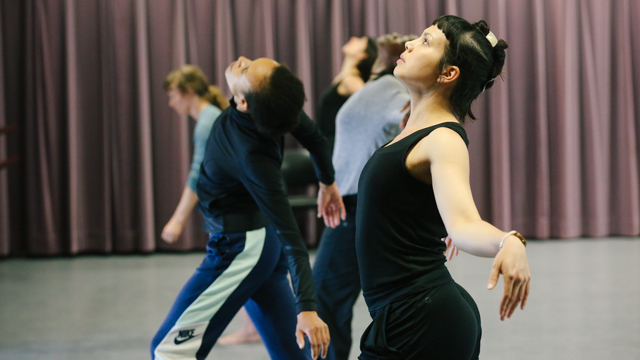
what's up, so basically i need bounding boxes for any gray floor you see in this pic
[1,238,639,360]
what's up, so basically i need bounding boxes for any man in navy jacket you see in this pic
[151,56,344,360]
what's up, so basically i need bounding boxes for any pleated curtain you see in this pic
[1,0,640,256]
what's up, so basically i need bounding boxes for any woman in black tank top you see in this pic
[356,16,531,360]
[316,36,377,152]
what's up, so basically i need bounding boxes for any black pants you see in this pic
[313,195,360,360]
[359,280,482,360]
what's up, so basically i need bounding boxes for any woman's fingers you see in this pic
[500,269,515,321]
[503,266,529,319]
[521,279,530,310]
[506,280,523,319]
[510,280,528,318]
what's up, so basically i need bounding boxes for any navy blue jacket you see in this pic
[197,101,334,313]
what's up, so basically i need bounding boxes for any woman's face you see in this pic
[342,36,369,59]
[394,25,448,89]
[167,86,193,116]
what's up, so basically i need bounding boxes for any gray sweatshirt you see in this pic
[333,75,409,196]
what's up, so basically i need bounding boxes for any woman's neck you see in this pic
[189,98,210,120]
[404,88,457,130]
[332,57,361,84]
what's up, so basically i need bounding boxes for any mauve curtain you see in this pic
[2,0,640,256]
[0,0,7,255]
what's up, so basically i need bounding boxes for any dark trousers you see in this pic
[313,195,360,360]
[150,226,310,360]
[358,280,482,360]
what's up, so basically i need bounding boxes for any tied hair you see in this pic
[472,20,509,92]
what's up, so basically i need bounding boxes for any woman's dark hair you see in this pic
[432,15,508,122]
[245,65,305,137]
[163,65,229,110]
[356,37,378,82]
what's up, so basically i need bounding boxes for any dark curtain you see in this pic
[2,0,640,256]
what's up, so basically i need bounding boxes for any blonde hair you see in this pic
[164,65,229,110]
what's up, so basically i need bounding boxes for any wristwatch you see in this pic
[499,230,527,249]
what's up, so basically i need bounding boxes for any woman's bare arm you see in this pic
[406,126,530,320]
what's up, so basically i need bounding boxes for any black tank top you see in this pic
[315,83,349,149]
[356,122,469,311]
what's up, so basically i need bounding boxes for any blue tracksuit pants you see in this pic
[150,226,311,360]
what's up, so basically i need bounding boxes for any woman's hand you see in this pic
[162,186,198,243]
[487,236,530,321]
[296,311,331,359]
[161,219,183,243]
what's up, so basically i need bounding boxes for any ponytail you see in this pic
[164,65,229,110]
[206,85,230,110]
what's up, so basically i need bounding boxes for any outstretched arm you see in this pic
[407,126,530,320]
[163,108,218,243]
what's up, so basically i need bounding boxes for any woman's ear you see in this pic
[438,65,460,84]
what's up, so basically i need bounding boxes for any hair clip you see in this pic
[486,31,498,47]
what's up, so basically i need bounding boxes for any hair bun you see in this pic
[485,38,509,91]
[473,20,490,37]
[494,39,508,51]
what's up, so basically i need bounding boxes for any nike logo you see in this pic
[174,329,197,345]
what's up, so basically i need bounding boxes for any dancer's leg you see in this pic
[150,228,280,360]
[313,206,360,360]
[217,306,261,345]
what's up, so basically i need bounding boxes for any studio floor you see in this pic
[1,238,639,360]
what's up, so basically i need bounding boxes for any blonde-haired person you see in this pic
[161,65,229,243]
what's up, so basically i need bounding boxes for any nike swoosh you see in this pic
[174,335,196,345]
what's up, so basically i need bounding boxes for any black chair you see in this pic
[280,148,318,208]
